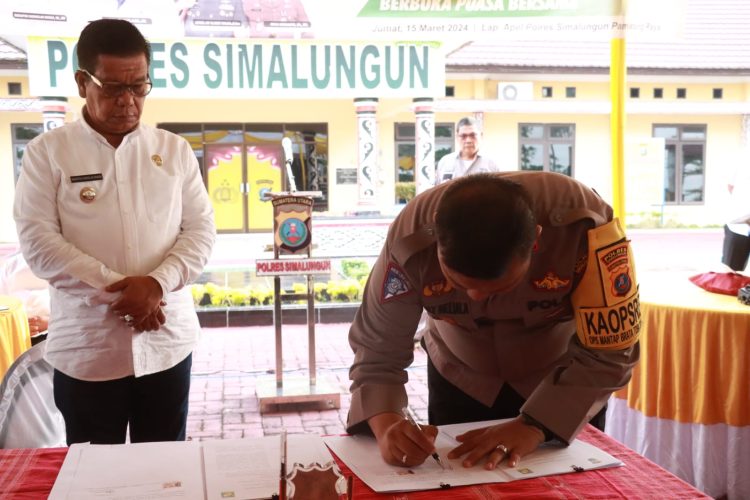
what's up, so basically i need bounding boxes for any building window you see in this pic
[541,86,553,98]
[676,88,687,99]
[565,87,576,98]
[8,82,22,95]
[653,124,706,204]
[713,88,723,99]
[653,88,663,99]
[445,86,455,97]
[630,87,640,98]
[11,123,44,184]
[519,123,575,177]
[394,122,454,203]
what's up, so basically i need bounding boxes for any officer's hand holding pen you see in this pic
[367,411,440,467]
[403,407,446,469]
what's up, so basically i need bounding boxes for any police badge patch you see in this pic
[381,263,412,302]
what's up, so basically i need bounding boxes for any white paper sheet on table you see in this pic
[324,418,623,493]
[49,434,335,500]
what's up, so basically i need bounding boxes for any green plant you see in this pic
[314,282,331,302]
[191,278,364,308]
[395,181,416,203]
[341,259,371,281]
[327,279,362,302]
[226,288,250,306]
[191,284,206,306]
[249,287,273,305]
[209,287,229,307]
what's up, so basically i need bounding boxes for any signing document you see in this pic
[324,419,622,493]
[50,435,333,500]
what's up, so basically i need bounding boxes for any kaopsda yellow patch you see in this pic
[572,219,641,350]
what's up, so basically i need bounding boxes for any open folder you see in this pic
[324,419,623,494]
[49,434,334,500]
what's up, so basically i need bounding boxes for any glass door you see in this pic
[246,144,282,231]
[206,144,247,233]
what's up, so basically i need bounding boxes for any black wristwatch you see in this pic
[520,413,555,442]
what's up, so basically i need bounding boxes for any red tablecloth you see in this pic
[0,426,708,499]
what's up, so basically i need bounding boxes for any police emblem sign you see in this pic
[273,196,313,255]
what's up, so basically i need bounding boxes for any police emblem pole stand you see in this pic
[255,138,341,413]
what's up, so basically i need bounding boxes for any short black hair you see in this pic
[77,19,151,73]
[435,174,536,279]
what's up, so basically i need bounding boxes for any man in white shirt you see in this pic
[13,19,215,445]
[435,116,499,185]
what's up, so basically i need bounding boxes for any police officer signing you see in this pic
[347,171,640,470]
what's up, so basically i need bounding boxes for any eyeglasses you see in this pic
[458,133,478,141]
[80,69,153,98]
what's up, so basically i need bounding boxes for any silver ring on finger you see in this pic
[401,453,408,464]
[495,443,509,455]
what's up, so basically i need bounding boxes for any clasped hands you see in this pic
[371,412,545,470]
[106,276,165,333]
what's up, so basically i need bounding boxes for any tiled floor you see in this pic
[186,323,428,441]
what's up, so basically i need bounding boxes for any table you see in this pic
[605,274,750,499]
[0,295,30,382]
[0,426,708,499]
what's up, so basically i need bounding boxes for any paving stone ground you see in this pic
[186,323,428,441]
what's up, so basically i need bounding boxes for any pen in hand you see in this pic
[402,407,446,470]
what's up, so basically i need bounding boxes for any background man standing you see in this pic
[13,19,215,445]
[435,116,499,184]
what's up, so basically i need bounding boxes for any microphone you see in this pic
[281,137,297,192]
[282,137,293,165]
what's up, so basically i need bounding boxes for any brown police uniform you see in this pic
[347,171,640,444]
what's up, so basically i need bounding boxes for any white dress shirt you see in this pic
[435,151,499,185]
[13,117,215,381]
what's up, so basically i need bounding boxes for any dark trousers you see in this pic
[53,354,192,445]
[426,354,606,431]
[722,224,750,272]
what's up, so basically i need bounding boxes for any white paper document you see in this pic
[49,440,205,500]
[50,434,335,500]
[203,434,334,500]
[324,419,623,493]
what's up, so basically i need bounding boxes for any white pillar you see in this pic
[742,115,750,146]
[414,98,435,194]
[354,98,379,208]
[473,111,484,134]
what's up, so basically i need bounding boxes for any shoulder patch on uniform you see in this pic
[599,244,633,297]
[381,263,413,302]
[572,219,640,351]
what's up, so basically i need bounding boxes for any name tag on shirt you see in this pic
[70,174,103,183]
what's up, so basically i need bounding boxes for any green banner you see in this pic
[27,37,445,99]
